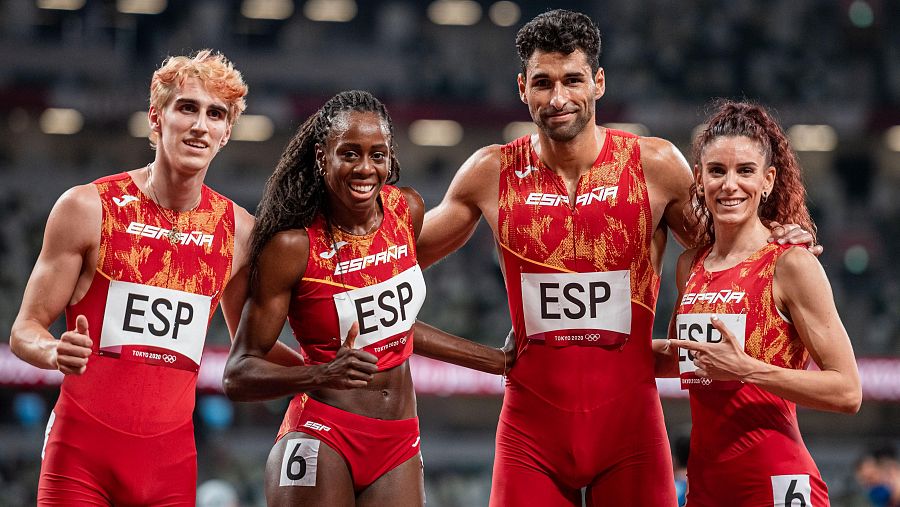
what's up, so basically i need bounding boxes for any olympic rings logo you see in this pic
[700,377,712,386]
[162,354,177,364]
[584,334,601,342]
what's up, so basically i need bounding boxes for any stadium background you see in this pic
[0,0,898,505]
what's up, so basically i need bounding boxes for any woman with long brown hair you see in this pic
[656,100,861,506]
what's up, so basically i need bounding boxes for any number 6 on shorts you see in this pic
[771,474,811,507]
[279,438,320,487]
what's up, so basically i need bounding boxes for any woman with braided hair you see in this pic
[223,90,507,506]
[655,100,861,506]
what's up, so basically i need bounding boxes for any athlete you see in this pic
[414,9,817,506]
[657,101,860,506]
[222,90,508,506]
[9,50,301,506]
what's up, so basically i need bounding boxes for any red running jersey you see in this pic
[288,185,425,371]
[497,131,659,409]
[63,172,234,435]
[677,243,826,506]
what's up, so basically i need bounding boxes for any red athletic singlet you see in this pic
[39,172,234,505]
[491,132,675,506]
[676,243,828,507]
[287,185,425,370]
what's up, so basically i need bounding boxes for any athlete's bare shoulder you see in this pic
[398,186,425,238]
[639,136,697,246]
[231,203,255,271]
[47,183,102,252]
[448,144,503,206]
[638,136,693,193]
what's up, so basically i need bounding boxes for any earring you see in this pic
[762,191,768,203]
[697,186,704,196]
[317,160,325,178]
[387,167,392,179]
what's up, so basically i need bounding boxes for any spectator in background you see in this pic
[856,444,900,507]
[673,434,690,507]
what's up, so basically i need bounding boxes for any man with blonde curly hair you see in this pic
[10,49,301,505]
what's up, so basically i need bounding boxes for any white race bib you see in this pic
[675,313,745,389]
[333,265,426,350]
[521,270,631,346]
[100,280,211,370]
[771,474,813,507]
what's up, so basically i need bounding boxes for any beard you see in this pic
[534,106,593,142]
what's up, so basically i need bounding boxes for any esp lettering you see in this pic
[676,322,721,361]
[122,293,194,340]
[539,281,610,320]
[354,282,414,334]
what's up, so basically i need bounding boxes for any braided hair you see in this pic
[250,90,401,284]
[689,99,816,245]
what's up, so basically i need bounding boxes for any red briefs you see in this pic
[38,394,196,506]
[277,395,421,491]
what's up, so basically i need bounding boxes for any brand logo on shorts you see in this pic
[515,165,538,179]
[319,241,349,260]
[113,195,139,207]
[302,421,332,432]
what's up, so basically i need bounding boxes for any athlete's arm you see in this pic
[416,146,498,269]
[653,248,697,378]
[640,137,698,249]
[413,322,511,375]
[222,229,378,401]
[673,248,861,414]
[10,185,99,373]
[221,206,304,367]
[408,157,511,373]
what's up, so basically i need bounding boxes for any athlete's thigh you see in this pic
[585,455,677,507]
[38,415,111,506]
[490,463,580,507]
[357,452,425,507]
[265,431,355,507]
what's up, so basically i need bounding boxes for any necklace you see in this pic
[144,163,202,245]
[333,212,381,236]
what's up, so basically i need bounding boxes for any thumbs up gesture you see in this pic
[319,322,379,389]
[56,315,93,375]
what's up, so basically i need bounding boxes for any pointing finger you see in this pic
[669,339,708,352]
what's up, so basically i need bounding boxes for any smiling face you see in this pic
[150,76,232,176]
[518,49,604,142]
[698,135,776,229]
[317,110,391,222]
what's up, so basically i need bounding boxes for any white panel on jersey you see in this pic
[521,270,631,338]
[333,265,426,349]
[675,313,746,375]
[279,438,320,487]
[100,280,211,364]
[771,474,812,507]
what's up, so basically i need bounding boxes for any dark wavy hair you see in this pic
[250,90,400,284]
[689,100,816,245]
[515,9,601,76]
